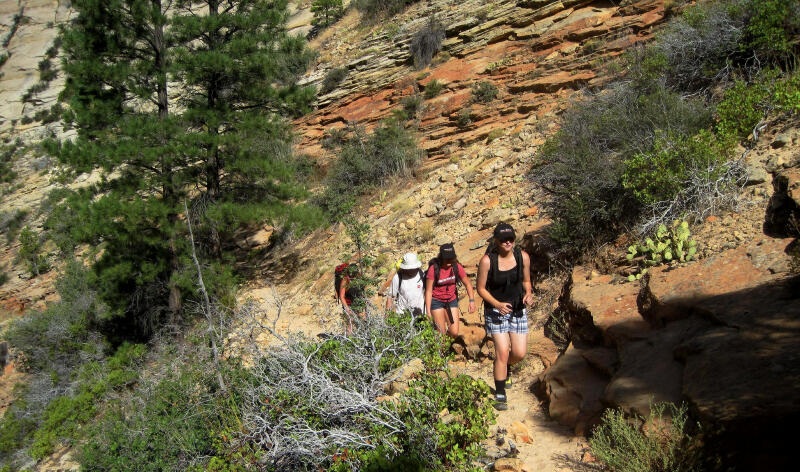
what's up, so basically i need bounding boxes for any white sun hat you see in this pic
[398,252,422,270]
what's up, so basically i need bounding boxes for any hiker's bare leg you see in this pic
[492,332,511,381]
[446,307,461,338]
[508,332,528,366]
[431,308,449,335]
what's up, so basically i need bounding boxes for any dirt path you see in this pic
[453,359,588,472]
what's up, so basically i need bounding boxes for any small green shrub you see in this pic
[471,80,498,103]
[410,15,445,69]
[317,118,423,220]
[321,66,348,94]
[20,116,33,125]
[0,53,8,67]
[423,79,444,99]
[0,140,23,184]
[486,128,504,143]
[1,13,25,48]
[455,107,471,128]
[45,37,62,59]
[0,271,8,286]
[590,402,704,472]
[401,93,423,116]
[33,104,64,124]
[18,226,49,277]
[0,209,28,243]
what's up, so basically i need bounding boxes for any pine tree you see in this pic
[171,0,318,255]
[50,0,318,337]
[311,0,344,27]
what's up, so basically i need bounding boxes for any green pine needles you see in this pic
[49,0,319,335]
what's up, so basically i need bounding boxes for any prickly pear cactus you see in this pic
[626,220,698,281]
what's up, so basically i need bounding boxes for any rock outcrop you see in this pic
[535,136,800,471]
[296,0,667,163]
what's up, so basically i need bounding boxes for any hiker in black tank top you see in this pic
[476,223,534,411]
[485,264,524,312]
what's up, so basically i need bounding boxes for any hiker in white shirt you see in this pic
[385,253,426,316]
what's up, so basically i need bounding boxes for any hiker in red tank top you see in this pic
[424,243,476,338]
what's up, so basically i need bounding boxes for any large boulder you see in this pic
[641,237,795,326]
[567,267,650,346]
[534,342,608,435]
[604,318,708,417]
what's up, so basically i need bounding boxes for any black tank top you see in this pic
[487,263,523,311]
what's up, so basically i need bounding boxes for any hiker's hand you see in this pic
[496,302,513,315]
[523,293,534,306]
[468,300,475,313]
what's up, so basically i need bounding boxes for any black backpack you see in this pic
[428,258,464,291]
[334,263,363,301]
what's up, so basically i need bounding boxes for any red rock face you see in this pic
[296,0,667,164]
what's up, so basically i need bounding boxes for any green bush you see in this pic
[742,0,800,64]
[423,79,444,99]
[321,66,348,94]
[0,53,8,68]
[622,130,734,206]
[716,72,800,141]
[30,343,145,460]
[0,271,8,286]
[531,83,711,255]
[317,118,423,220]
[410,15,445,69]
[471,80,498,103]
[33,104,63,124]
[590,402,704,472]
[78,348,232,471]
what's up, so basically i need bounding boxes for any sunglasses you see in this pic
[499,237,515,243]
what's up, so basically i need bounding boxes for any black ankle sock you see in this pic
[495,379,506,397]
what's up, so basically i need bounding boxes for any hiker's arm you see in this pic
[424,275,433,318]
[459,264,476,313]
[339,282,353,315]
[385,274,397,311]
[522,251,534,306]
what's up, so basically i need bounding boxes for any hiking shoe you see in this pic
[494,394,508,411]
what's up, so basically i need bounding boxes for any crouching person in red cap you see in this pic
[477,223,533,411]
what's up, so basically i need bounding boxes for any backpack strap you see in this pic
[488,251,499,286]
